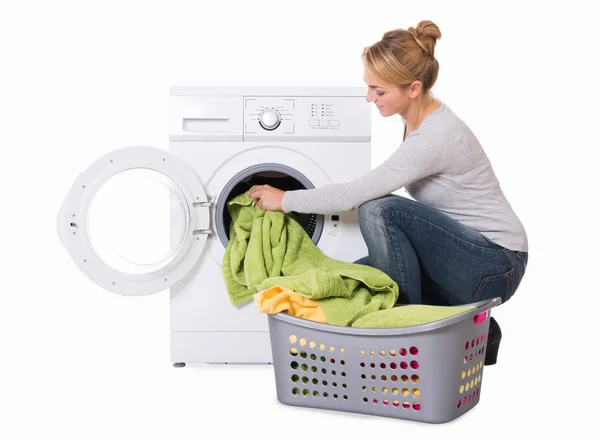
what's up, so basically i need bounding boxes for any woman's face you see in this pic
[363,69,409,117]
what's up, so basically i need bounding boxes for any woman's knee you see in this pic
[359,198,391,238]
[358,195,408,224]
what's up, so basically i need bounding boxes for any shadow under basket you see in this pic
[267,297,501,424]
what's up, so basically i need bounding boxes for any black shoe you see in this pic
[485,317,502,366]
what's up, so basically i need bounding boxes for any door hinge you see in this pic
[194,197,214,238]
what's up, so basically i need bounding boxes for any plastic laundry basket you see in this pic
[267,297,501,424]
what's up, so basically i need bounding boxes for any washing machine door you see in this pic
[57,146,210,296]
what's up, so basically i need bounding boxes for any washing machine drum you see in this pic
[221,172,320,243]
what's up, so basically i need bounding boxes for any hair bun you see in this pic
[410,20,442,59]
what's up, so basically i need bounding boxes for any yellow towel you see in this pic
[253,285,328,324]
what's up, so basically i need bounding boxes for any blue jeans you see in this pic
[354,195,528,306]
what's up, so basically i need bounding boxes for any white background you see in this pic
[1,0,598,438]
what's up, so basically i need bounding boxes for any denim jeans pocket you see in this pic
[473,267,515,303]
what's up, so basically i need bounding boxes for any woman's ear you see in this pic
[408,81,423,99]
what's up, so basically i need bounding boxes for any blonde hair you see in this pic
[362,20,442,94]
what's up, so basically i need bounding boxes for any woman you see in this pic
[249,20,528,365]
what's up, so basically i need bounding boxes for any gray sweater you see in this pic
[281,100,528,252]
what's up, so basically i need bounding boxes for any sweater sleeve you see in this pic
[281,131,447,214]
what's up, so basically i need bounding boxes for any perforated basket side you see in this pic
[268,298,499,423]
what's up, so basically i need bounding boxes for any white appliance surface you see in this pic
[58,86,372,365]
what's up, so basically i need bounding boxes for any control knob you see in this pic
[258,109,281,131]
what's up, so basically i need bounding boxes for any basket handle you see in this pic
[469,297,501,325]
[423,297,502,332]
[474,312,487,325]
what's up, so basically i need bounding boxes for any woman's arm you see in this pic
[281,131,448,214]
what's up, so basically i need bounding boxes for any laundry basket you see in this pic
[267,297,501,424]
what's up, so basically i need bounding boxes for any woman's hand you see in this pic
[249,185,285,212]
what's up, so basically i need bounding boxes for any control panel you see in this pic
[308,102,340,129]
[243,96,369,140]
[244,98,295,134]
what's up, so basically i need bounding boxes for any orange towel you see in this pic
[253,285,328,324]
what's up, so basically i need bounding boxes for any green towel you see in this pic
[222,190,399,326]
[351,304,475,328]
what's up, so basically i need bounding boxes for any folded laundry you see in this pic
[222,189,399,326]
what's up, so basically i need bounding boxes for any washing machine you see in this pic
[57,86,372,366]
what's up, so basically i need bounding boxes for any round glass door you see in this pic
[59,146,209,295]
[87,168,189,275]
